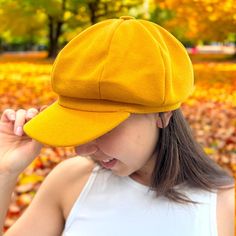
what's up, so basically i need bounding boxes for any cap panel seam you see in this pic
[98,20,124,99]
[136,20,166,105]
[51,51,62,93]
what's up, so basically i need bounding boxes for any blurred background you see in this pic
[0,0,235,232]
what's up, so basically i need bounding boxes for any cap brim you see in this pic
[23,100,131,147]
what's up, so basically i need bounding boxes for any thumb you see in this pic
[39,105,48,112]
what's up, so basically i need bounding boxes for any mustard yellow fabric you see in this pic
[23,16,195,147]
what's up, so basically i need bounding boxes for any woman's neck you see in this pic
[129,155,156,186]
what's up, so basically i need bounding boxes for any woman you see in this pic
[0,15,234,236]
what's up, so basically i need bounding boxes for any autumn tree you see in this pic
[0,0,144,58]
[0,0,46,51]
[151,0,236,56]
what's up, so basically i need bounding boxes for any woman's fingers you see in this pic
[14,109,27,136]
[0,109,16,122]
[1,105,48,136]
[25,108,39,121]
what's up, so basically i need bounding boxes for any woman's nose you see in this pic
[74,142,99,156]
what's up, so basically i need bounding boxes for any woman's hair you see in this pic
[150,108,235,205]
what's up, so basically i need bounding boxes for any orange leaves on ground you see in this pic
[0,54,76,231]
[0,53,235,230]
[182,60,236,176]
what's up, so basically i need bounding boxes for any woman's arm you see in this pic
[1,161,67,236]
[0,173,19,236]
[1,156,95,236]
[217,185,235,236]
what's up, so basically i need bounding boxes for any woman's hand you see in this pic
[0,105,48,176]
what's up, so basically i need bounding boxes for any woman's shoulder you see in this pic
[53,156,97,220]
[55,155,97,180]
[216,185,235,236]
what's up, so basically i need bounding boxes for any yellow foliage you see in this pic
[155,0,236,41]
[18,174,44,185]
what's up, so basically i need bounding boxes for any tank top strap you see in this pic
[209,189,218,236]
[63,163,101,230]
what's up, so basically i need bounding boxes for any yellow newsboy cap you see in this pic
[23,15,195,147]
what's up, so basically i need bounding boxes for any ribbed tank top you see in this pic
[61,164,218,236]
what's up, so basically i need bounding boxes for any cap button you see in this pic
[119,15,135,20]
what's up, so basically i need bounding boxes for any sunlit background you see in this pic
[0,0,235,232]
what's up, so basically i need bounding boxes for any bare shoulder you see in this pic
[54,155,96,195]
[217,184,235,236]
[55,156,97,220]
[54,155,96,182]
[4,156,96,236]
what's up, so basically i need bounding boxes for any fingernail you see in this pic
[28,112,35,118]
[10,114,15,120]
[15,126,23,136]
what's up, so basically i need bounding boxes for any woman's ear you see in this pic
[156,111,173,128]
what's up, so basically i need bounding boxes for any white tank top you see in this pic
[61,164,218,236]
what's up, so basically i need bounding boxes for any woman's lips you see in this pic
[100,158,117,169]
[89,153,118,169]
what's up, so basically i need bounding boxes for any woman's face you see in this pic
[75,112,172,182]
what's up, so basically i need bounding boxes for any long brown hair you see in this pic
[149,108,235,205]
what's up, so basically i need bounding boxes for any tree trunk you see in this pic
[0,38,2,54]
[47,16,56,58]
[47,15,64,58]
[47,0,66,58]
[88,1,100,24]
[233,33,236,59]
